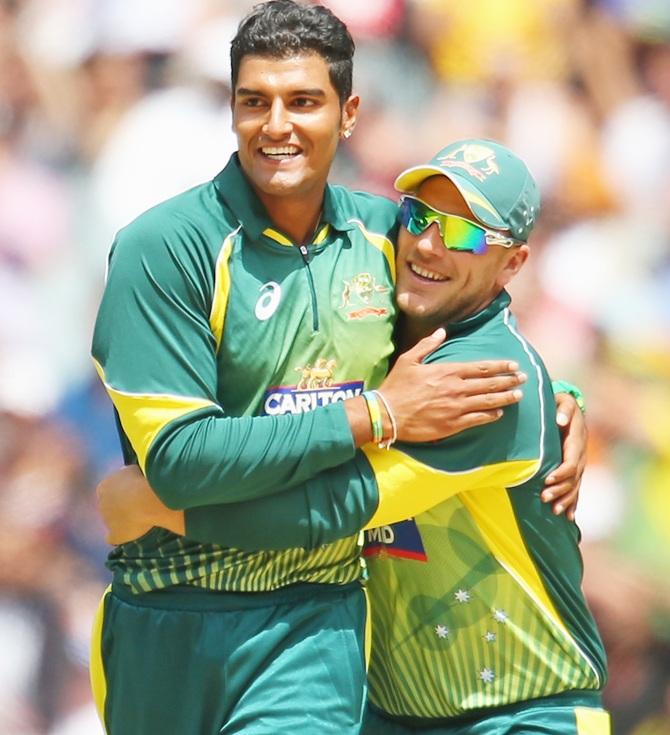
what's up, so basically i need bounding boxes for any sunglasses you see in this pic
[398,196,520,254]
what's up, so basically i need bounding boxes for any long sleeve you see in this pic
[183,335,546,548]
[185,451,379,549]
[92,213,355,510]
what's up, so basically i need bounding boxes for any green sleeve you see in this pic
[182,395,537,550]
[551,379,586,413]
[182,396,538,549]
[92,214,355,510]
[358,335,552,529]
[184,451,379,549]
[182,330,550,548]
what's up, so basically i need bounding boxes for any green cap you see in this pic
[394,139,541,242]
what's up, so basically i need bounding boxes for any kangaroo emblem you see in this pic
[438,144,500,182]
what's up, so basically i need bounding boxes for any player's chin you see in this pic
[395,290,433,319]
[262,169,311,196]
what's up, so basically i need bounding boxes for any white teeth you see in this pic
[410,262,447,281]
[261,145,300,158]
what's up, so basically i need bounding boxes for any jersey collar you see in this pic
[213,154,358,245]
[444,290,512,337]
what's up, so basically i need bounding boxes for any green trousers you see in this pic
[91,581,368,734]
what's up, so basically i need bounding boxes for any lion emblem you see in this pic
[295,358,337,390]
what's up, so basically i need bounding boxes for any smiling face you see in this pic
[233,53,358,213]
[395,175,529,335]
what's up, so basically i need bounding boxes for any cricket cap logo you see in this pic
[340,272,389,320]
[437,144,500,182]
[394,138,541,242]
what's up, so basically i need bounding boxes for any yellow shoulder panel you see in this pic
[347,219,396,282]
[361,444,538,529]
[210,229,239,351]
[92,359,217,472]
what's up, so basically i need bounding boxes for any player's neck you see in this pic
[397,315,439,353]
[259,189,325,245]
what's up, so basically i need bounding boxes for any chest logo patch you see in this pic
[340,272,389,320]
[295,358,336,390]
[255,281,282,321]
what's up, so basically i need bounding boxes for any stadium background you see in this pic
[0,0,668,732]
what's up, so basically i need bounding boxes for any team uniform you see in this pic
[362,291,609,733]
[90,153,399,734]
[181,291,610,734]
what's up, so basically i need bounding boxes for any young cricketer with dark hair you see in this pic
[90,3,587,733]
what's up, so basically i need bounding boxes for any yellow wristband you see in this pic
[363,391,384,444]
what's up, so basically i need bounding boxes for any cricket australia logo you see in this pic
[438,144,499,182]
[340,272,389,320]
[263,358,364,415]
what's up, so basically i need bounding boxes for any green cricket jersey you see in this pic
[363,291,607,721]
[178,291,607,720]
[91,153,397,593]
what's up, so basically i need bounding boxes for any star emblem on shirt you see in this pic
[479,668,495,683]
[454,589,471,603]
[484,631,497,643]
[493,609,508,624]
[434,624,449,639]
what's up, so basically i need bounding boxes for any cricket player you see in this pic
[89,4,531,734]
[99,140,607,733]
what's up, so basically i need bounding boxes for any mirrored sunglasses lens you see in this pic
[443,217,487,253]
[399,198,433,235]
[398,199,413,231]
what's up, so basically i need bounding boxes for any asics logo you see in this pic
[255,281,282,321]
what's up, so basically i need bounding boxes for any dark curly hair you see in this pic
[231,1,355,105]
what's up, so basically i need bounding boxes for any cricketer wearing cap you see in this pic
[88,4,540,733]
[359,140,610,733]
[99,139,607,733]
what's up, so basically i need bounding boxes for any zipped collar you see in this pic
[213,154,359,245]
[444,290,512,337]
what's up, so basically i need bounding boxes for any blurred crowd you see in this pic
[0,0,668,732]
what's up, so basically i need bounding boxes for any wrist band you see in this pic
[551,380,586,414]
[374,390,398,450]
[362,391,385,444]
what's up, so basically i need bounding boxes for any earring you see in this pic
[342,129,353,140]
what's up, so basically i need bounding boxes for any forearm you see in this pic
[146,401,355,509]
[184,452,379,549]
[181,441,535,550]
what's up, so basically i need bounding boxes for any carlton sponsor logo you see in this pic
[263,381,364,415]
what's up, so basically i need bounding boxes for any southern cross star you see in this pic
[479,668,495,683]
[493,609,508,624]
[434,624,449,639]
[454,589,471,603]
